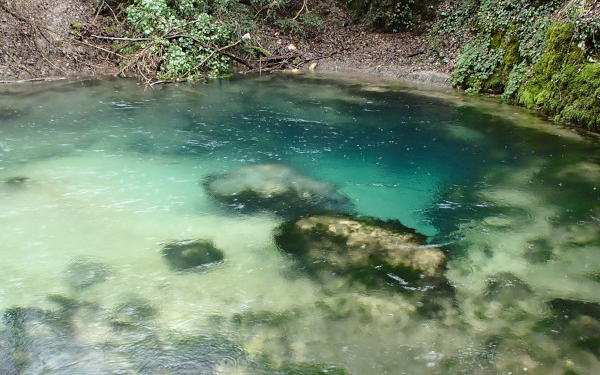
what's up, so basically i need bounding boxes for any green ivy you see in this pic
[432,0,600,130]
[519,22,600,130]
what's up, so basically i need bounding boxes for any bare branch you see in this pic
[92,35,152,42]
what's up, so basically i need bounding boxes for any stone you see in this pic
[129,335,246,375]
[64,258,113,291]
[203,164,353,218]
[2,176,31,188]
[161,239,225,271]
[109,297,157,328]
[274,213,448,290]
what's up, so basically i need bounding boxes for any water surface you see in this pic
[1,73,599,375]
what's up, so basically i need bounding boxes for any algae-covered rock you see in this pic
[266,362,349,375]
[161,239,225,271]
[470,273,544,331]
[109,297,157,329]
[1,176,32,190]
[541,298,600,357]
[274,213,447,290]
[0,306,100,374]
[0,304,247,375]
[203,164,353,218]
[129,335,246,375]
[64,258,113,291]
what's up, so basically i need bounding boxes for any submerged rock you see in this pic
[109,297,157,329]
[0,351,17,375]
[130,335,246,375]
[161,239,225,271]
[470,273,544,331]
[64,258,113,291]
[483,272,534,302]
[2,176,32,189]
[0,306,110,374]
[0,304,246,375]
[203,164,353,218]
[1,301,355,375]
[260,362,349,375]
[544,298,600,357]
[274,213,448,291]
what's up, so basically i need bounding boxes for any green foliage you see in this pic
[342,0,420,32]
[380,0,414,32]
[519,22,600,130]
[123,0,244,81]
[434,0,600,130]
[447,0,561,94]
[450,36,504,93]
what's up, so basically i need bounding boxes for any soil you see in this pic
[244,0,455,86]
[0,0,122,81]
[0,0,453,85]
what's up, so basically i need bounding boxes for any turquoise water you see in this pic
[0,74,599,374]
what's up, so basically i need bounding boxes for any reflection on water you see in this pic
[0,74,599,374]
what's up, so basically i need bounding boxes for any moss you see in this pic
[501,37,521,76]
[274,213,447,292]
[69,21,83,30]
[482,70,505,94]
[161,239,224,271]
[518,22,600,130]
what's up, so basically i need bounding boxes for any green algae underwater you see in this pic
[0,73,599,375]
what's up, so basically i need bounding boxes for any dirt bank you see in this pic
[0,0,120,81]
[0,0,451,85]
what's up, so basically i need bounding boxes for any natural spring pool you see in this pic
[0,73,599,375]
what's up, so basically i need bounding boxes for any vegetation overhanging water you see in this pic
[0,73,599,375]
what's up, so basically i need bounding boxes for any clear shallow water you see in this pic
[0,74,599,374]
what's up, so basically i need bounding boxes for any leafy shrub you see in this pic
[341,0,432,33]
[122,0,246,81]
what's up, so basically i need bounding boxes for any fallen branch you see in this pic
[32,27,64,74]
[0,41,35,77]
[406,50,425,58]
[292,0,309,21]
[74,37,124,58]
[186,39,242,77]
[118,40,158,76]
[0,77,67,84]
[168,34,252,69]
[0,1,29,23]
[92,35,152,42]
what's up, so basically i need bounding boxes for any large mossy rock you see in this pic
[274,214,448,290]
[203,164,353,218]
[161,239,225,271]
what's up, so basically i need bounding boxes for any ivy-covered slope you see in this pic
[431,0,599,131]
